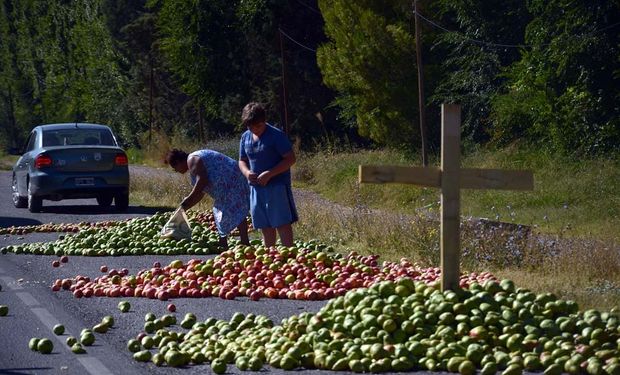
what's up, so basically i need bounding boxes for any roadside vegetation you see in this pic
[123,135,620,311]
[0,151,18,171]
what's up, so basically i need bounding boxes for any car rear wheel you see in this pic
[115,192,129,212]
[27,181,43,213]
[12,175,27,208]
[96,195,113,207]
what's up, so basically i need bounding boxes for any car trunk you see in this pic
[42,146,124,172]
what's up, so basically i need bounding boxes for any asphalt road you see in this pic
[0,170,332,375]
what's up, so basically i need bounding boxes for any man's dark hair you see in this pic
[241,102,266,126]
[164,149,188,166]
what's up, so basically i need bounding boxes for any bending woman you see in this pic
[165,148,250,249]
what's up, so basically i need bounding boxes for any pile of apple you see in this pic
[125,279,620,374]
[192,211,218,233]
[0,220,121,236]
[51,243,496,301]
[190,211,252,236]
[0,208,221,237]
[0,211,224,257]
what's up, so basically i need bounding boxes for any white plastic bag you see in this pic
[160,207,192,240]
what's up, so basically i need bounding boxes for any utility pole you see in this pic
[148,55,154,150]
[279,28,290,135]
[198,103,204,142]
[414,0,428,166]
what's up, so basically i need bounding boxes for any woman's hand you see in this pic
[239,159,258,184]
[246,170,258,184]
[257,171,272,186]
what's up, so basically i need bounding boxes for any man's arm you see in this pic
[180,156,207,210]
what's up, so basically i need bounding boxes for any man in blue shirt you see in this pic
[239,102,298,247]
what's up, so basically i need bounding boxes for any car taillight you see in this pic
[114,153,128,166]
[35,154,53,169]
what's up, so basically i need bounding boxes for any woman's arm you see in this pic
[180,156,207,210]
[256,150,295,186]
[239,158,258,184]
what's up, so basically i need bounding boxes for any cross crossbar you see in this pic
[359,166,533,190]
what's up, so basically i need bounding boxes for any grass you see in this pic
[294,145,620,242]
[494,239,620,311]
[126,129,240,168]
[0,153,18,171]
[129,166,190,207]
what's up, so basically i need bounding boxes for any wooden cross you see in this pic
[359,104,534,291]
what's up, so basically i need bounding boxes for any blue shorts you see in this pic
[250,183,298,229]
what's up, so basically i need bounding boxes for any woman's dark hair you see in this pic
[241,102,266,126]
[164,149,188,166]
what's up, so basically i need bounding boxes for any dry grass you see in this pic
[129,166,213,211]
[0,154,19,171]
[294,190,439,265]
[296,179,620,310]
[495,239,620,311]
[293,187,620,311]
[296,147,620,242]
[126,130,239,167]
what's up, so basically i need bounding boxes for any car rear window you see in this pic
[43,129,117,147]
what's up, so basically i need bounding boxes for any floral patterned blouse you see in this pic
[189,150,249,236]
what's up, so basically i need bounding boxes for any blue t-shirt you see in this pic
[239,124,292,186]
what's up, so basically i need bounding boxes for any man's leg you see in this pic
[237,219,249,245]
[262,227,277,247]
[276,223,294,247]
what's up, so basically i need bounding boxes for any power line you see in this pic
[281,9,620,53]
[278,28,317,52]
[414,10,620,49]
[293,0,321,15]
[414,11,530,48]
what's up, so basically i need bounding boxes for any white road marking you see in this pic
[29,307,77,350]
[0,276,23,290]
[31,307,116,374]
[16,291,39,306]
[77,357,116,375]
[30,307,62,332]
[1,250,116,374]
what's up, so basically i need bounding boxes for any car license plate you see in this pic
[75,177,94,186]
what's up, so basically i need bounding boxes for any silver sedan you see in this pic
[11,123,130,212]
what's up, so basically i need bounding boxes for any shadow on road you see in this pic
[37,204,172,216]
[0,217,41,228]
[0,368,54,375]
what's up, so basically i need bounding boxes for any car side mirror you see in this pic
[8,147,22,156]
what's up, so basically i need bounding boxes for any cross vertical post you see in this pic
[440,104,461,291]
